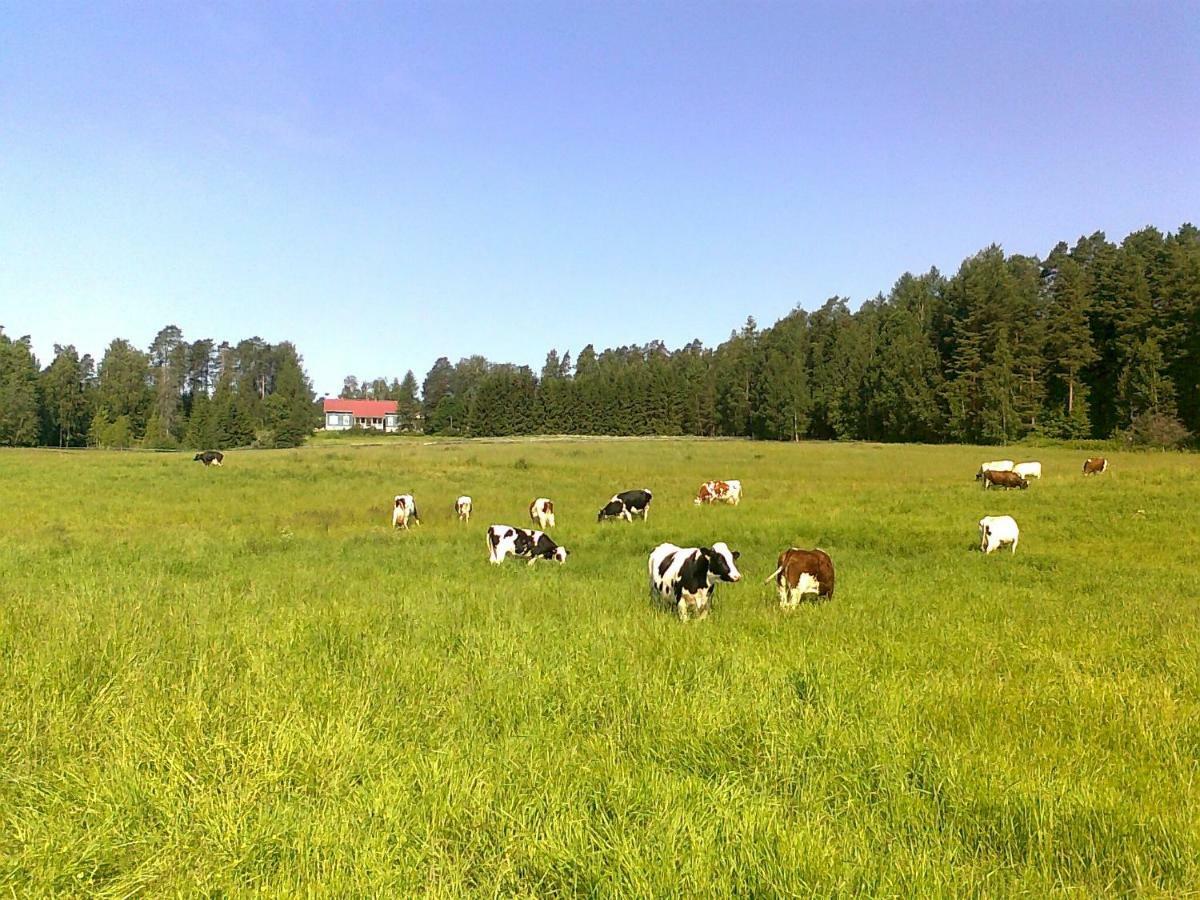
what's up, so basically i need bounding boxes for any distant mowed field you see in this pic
[1,439,1197,895]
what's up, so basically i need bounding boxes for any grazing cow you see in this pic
[529,497,556,530]
[1012,461,1042,480]
[767,548,835,607]
[694,479,742,506]
[486,525,568,565]
[979,515,1019,554]
[194,450,224,467]
[392,494,420,529]
[1083,457,1108,476]
[455,496,472,523]
[982,470,1029,490]
[597,489,653,523]
[975,460,1014,480]
[648,541,741,621]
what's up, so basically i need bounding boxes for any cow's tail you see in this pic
[764,566,783,584]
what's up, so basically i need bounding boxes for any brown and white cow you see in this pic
[529,497,556,530]
[1082,457,1108,475]
[767,548,835,607]
[981,470,1029,490]
[694,479,742,506]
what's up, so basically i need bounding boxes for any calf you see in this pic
[194,450,224,467]
[767,548,834,607]
[694,479,742,506]
[486,525,568,565]
[982,470,1029,490]
[975,460,1014,480]
[529,497,556,530]
[455,496,472,523]
[392,494,420,529]
[1082,457,1108,475]
[979,515,1019,554]
[597,489,653,523]
[1012,461,1042,480]
[648,541,741,621]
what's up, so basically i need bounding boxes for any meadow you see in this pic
[1,438,1197,896]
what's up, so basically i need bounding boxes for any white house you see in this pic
[322,398,401,432]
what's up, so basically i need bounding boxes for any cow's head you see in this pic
[194,453,204,462]
[552,546,569,563]
[704,542,742,582]
[598,500,623,522]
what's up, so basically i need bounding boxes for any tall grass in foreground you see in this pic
[1,440,1197,895]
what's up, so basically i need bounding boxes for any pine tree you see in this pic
[0,330,42,446]
[40,344,93,447]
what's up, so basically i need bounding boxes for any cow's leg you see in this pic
[676,596,689,621]
[1010,537,1018,554]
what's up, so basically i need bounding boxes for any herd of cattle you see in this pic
[199,453,1111,620]
[972,456,1109,555]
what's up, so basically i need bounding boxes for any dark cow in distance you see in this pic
[768,548,834,607]
[981,470,1028,490]
[194,450,224,467]
[1083,457,1108,475]
[598,489,653,523]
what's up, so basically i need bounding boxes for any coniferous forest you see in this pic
[0,328,319,449]
[2,224,1197,449]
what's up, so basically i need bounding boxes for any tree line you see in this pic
[0,326,318,449]
[3,223,1196,450]
[403,224,1198,446]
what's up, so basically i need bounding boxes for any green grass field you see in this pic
[1,439,1197,895]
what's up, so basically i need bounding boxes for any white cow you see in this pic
[976,460,1015,480]
[455,496,472,523]
[979,515,1019,554]
[392,494,420,529]
[1012,461,1042,480]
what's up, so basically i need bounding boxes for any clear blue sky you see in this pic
[3,2,1198,395]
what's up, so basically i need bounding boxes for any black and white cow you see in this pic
[597,488,653,523]
[455,496,472,523]
[648,541,742,620]
[486,525,569,566]
[392,494,420,529]
[194,450,224,467]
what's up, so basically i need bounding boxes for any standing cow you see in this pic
[1082,457,1108,475]
[529,497,556,530]
[981,470,1029,490]
[598,489,653,523]
[455,496,472,523]
[694,480,742,506]
[194,450,224,467]
[767,548,835,607]
[979,515,1019,554]
[392,494,420,529]
[648,541,741,621]
[975,460,1015,480]
[1012,461,1042,480]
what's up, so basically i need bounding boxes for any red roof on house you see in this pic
[323,398,398,416]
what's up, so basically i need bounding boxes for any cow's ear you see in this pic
[732,550,740,560]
